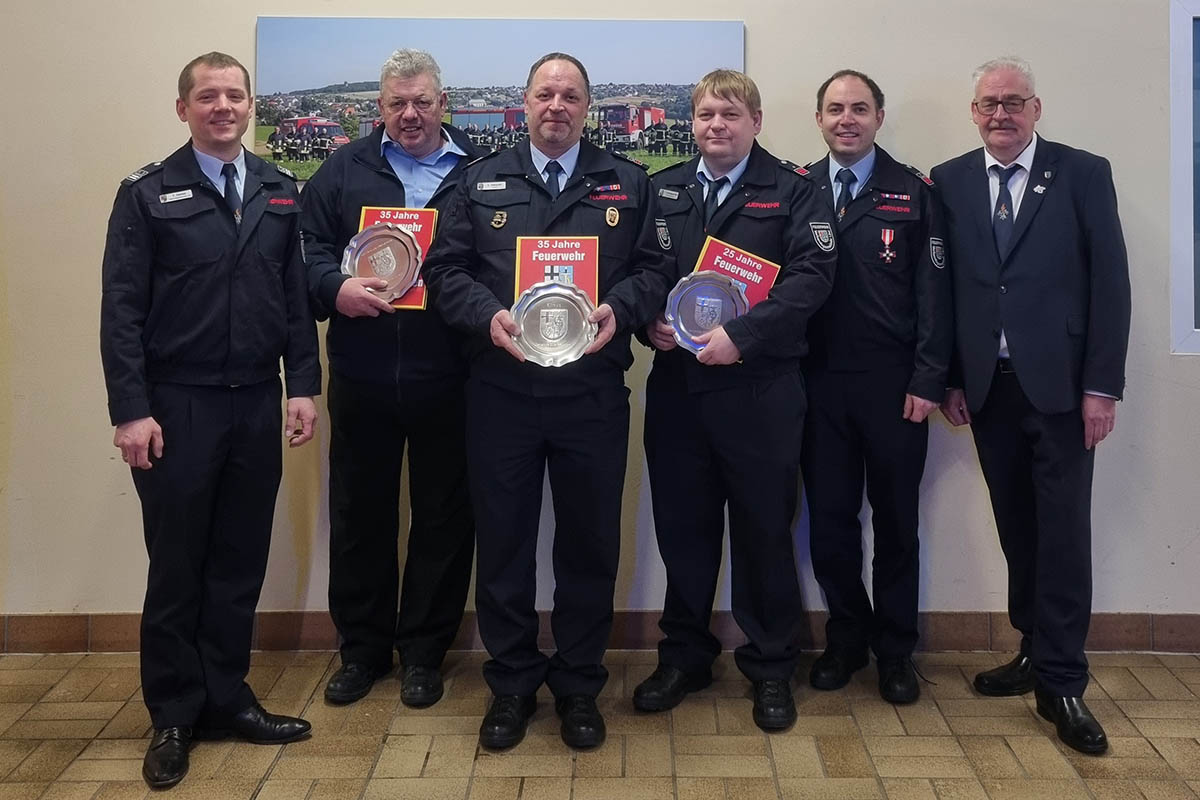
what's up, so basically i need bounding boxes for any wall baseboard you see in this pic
[1,610,1195,654]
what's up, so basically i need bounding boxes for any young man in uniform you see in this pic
[803,69,952,703]
[100,51,319,789]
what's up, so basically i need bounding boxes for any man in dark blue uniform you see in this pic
[302,49,484,710]
[100,51,319,790]
[632,69,837,731]
[803,70,952,704]
[933,57,1130,755]
[423,52,673,751]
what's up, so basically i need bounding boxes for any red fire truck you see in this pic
[596,104,665,150]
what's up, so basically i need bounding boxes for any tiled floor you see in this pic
[0,650,1197,799]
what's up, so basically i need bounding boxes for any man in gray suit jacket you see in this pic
[931,56,1130,756]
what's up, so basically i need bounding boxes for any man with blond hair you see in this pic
[633,69,836,731]
[932,56,1130,755]
[101,51,318,789]
[303,49,484,709]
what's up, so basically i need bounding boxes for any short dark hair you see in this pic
[178,52,251,101]
[816,69,885,112]
[525,52,591,101]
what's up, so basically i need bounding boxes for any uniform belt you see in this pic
[997,357,1015,374]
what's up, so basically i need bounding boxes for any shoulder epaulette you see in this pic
[121,161,163,186]
[612,150,649,171]
[465,148,503,168]
[778,158,810,177]
[904,163,934,187]
[274,164,297,180]
[649,161,686,180]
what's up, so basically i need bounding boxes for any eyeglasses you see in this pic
[385,97,437,114]
[973,95,1036,115]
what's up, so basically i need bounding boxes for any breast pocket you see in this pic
[471,185,532,254]
[861,205,922,268]
[581,193,641,264]
[147,198,223,270]
[255,200,300,265]
[730,203,790,258]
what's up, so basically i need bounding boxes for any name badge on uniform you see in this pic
[477,181,506,191]
[658,188,680,200]
[158,189,193,204]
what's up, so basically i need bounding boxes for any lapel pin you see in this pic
[1033,185,1046,194]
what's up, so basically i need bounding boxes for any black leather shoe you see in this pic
[479,694,537,749]
[400,665,444,708]
[752,679,797,731]
[556,694,606,749]
[1035,688,1108,755]
[324,661,391,705]
[974,653,1035,697]
[197,703,311,744]
[632,664,712,712]
[809,647,869,691]
[878,658,920,704]
[143,727,191,789]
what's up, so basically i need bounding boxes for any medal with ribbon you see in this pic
[879,228,897,263]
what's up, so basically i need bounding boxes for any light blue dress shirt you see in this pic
[827,147,876,208]
[696,153,751,204]
[193,146,246,202]
[381,129,467,209]
[529,141,581,192]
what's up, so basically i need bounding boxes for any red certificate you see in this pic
[692,236,781,308]
[357,207,439,310]
[514,236,599,306]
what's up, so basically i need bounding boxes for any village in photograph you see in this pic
[254,17,743,181]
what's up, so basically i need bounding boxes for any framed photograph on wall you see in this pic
[1170,0,1200,353]
[255,17,744,182]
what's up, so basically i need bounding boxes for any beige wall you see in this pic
[1,0,1195,616]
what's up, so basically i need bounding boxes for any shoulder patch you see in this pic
[612,150,649,170]
[778,158,810,177]
[121,161,163,186]
[904,163,934,187]
[274,164,296,180]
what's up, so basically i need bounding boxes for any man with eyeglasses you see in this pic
[931,57,1130,755]
[303,48,485,709]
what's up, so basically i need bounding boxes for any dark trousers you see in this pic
[131,381,281,729]
[466,378,629,698]
[644,369,806,681]
[327,371,474,671]
[971,366,1094,696]
[802,366,928,659]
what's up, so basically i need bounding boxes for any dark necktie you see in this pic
[704,176,728,226]
[544,160,562,201]
[991,164,1021,256]
[221,162,241,223]
[835,167,855,220]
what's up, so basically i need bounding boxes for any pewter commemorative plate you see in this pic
[510,281,598,367]
[665,271,750,354]
[339,222,422,303]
